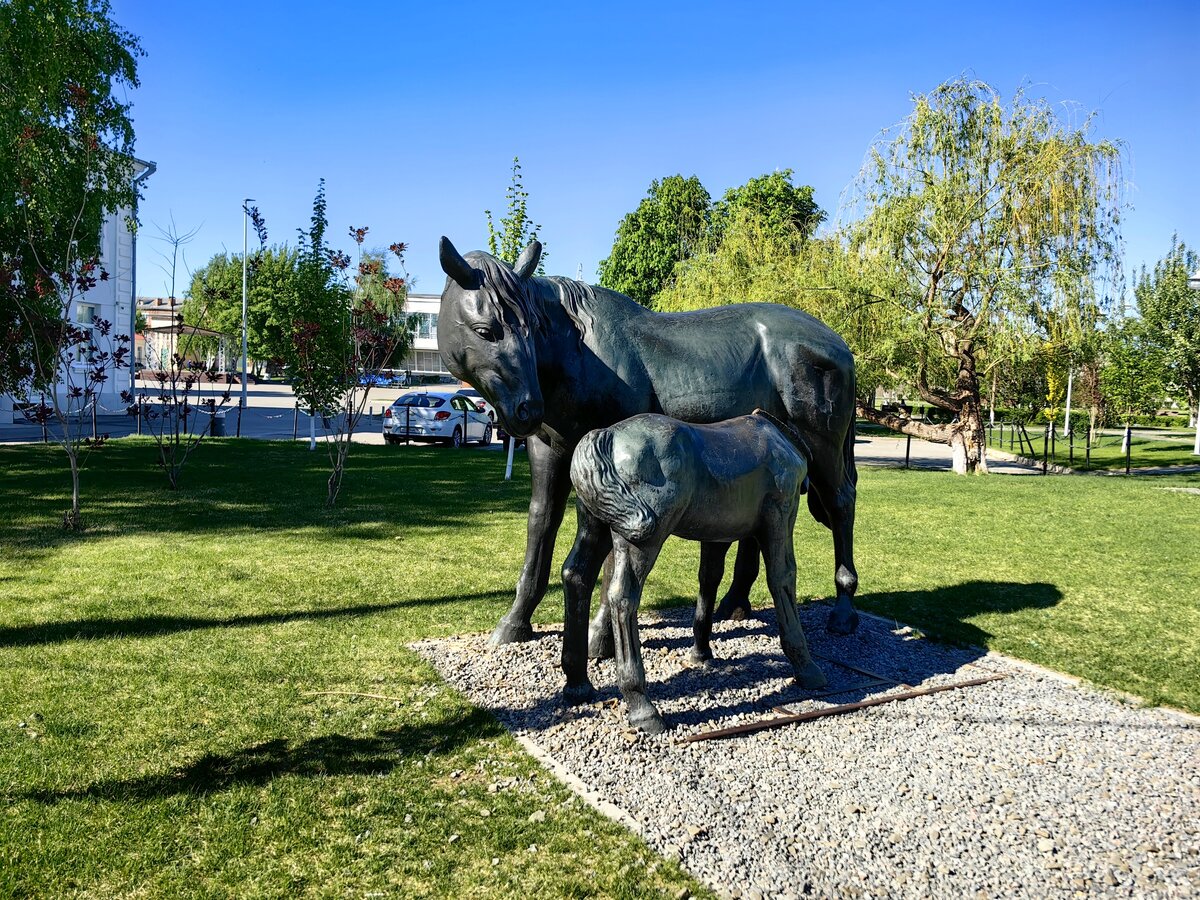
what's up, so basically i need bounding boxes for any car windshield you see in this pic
[460,389,481,398]
[394,395,444,408]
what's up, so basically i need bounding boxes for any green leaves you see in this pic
[485,157,544,271]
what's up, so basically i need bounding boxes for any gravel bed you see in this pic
[411,604,1200,899]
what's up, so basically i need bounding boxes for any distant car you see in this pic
[457,387,496,423]
[382,390,493,447]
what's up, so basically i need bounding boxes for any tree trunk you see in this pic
[949,398,989,474]
[65,446,83,530]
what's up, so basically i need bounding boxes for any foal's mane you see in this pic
[465,251,600,339]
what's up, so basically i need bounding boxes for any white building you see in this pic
[397,292,454,380]
[0,158,155,426]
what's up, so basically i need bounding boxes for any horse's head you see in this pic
[438,236,545,437]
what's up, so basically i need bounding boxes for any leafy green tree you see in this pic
[1135,236,1200,439]
[843,78,1125,473]
[711,169,824,248]
[486,156,545,272]
[183,247,299,371]
[598,175,711,305]
[1100,320,1164,426]
[1,0,143,393]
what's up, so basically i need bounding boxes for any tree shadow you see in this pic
[0,440,533,559]
[22,707,502,805]
[0,589,514,648]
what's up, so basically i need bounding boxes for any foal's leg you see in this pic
[692,541,731,663]
[608,536,667,734]
[713,538,758,622]
[560,501,612,704]
[587,552,616,660]
[758,507,826,690]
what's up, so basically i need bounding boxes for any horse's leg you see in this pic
[807,465,860,636]
[560,500,612,704]
[713,538,758,622]
[587,552,616,660]
[608,535,666,734]
[692,541,731,663]
[758,505,826,690]
[490,434,572,646]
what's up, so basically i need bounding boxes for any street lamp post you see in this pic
[1189,268,1200,456]
[239,198,254,437]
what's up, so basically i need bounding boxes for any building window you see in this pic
[75,303,97,363]
[414,312,439,340]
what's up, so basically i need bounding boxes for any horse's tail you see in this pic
[571,428,658,543]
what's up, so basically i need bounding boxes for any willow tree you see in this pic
[844,78,1124,473]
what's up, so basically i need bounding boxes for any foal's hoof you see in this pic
[794,660,828,690]
[563,681,595,705]
[713,594,754,623]
[588,627,615,661]
[826,602,859,636]
[488,619,536,646]
[628,702,667,735]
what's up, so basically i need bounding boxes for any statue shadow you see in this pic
[490,580,1063,733]
[23,707,502,805]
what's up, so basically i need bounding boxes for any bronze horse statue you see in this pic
[437,237,859,650]
[564,411,828,733]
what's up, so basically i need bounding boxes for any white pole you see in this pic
[504,436,515,481]
[1062,367,1073,437]
[1193,406,1200,456]
[241,198,254,413]
[309,409,316,451]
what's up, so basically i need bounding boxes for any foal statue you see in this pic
[561,410,828,734]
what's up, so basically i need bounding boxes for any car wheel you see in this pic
[449,426,463,448]
[383,434,395,445]
[480,423,493,446]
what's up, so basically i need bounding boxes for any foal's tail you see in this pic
[571,428,658,543]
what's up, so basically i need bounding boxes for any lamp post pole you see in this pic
[240,199,254,436]
[1189,268,1200,455]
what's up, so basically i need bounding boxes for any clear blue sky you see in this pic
[110,0,1199,299]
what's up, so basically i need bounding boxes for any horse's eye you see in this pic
[473,324,498,341]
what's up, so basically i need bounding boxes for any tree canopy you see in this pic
[0,0,143,393]
[598,175,711,305]
[485,157,545,272]
[844,77,1125,472]
[1135,236,1200,424]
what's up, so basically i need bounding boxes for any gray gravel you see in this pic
[412,605,1200,899]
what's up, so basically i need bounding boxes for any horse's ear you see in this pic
[439,236,481,290]
[513,240,542,280]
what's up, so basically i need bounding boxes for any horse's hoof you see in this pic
[794,660,827,690]
[488,619,536,646]
[588,629,615,661]
[628,702,666,735]
[688,646,714,666]
[563,680,594,705]
[826,604,859,636]
[713,595,753,623]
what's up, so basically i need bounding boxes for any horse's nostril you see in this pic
[516,401,530,423]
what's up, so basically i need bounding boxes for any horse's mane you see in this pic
[464,251,600,339]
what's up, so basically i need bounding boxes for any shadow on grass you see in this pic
[0,590,514,648]
[852,579,1063,648]
[23,707,502,804]
[0,439,532,557]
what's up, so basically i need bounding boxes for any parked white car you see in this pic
[457,387,496,423]
[382,391,493,447]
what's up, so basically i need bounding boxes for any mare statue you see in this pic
[437,236,859,652]
[564,411,828,733]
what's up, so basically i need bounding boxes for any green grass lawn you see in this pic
[1,438,1198,896]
